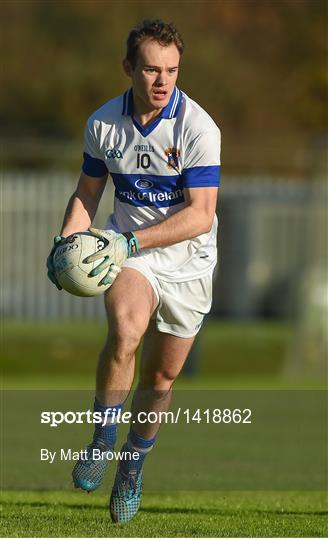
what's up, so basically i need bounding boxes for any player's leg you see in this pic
[72,268,157,492]
[96,267,158,404]
[110,324,195,523]
[127,274,211,442]
[110,274,213,523]
[131,323,195,436]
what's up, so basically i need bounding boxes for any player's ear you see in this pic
[123,58,133,77]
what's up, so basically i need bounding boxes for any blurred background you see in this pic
[1,0,327,386]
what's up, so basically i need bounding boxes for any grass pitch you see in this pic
[2,320,293,379]
[2,321,326,537]
[1,490,327,537]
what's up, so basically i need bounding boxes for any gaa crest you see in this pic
[164,147,181,171]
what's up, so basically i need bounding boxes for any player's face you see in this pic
[124,39,180,115]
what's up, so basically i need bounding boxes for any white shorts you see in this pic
[123,258,214,338]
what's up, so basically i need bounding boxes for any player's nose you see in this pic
[155,72,167,86]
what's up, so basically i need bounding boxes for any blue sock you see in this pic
[121,429,157,474]
[93,398,123,448]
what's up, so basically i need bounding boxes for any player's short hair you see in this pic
[126,19,184,68]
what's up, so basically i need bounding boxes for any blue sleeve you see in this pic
[182,165,220,188]
[82,152,108,177]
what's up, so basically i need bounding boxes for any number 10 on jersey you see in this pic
[137,153,151,169]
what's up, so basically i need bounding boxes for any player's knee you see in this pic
[115,316,144,347]
[141,368,177,391]
[103,313,144,361]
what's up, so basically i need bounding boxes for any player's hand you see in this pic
[46,235,65,290]
[85,227,139,286]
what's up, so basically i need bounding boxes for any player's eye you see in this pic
[145,68,156,73]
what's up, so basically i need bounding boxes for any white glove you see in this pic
[84,227,139,286]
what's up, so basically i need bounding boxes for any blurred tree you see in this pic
[1,0,327,175]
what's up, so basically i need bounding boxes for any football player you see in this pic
[47,19,220,523]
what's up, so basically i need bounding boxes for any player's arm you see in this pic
[60,171,108,237]
[134,186,218,249]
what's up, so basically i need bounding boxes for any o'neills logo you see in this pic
[164,147,181,171]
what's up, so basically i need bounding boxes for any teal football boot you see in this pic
[72,439,112,492]
[110,466,143,523]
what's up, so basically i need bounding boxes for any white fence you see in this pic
[1,172,326,320]
[1,172,115,320]
[214,178,327,317]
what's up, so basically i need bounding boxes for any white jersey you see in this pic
[82,87,221,282]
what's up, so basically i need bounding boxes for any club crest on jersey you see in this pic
[164,148,181,171]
